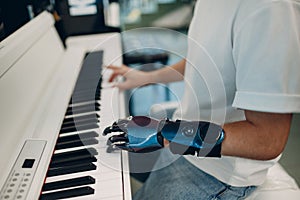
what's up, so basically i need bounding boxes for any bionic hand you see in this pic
[103,116,225,157]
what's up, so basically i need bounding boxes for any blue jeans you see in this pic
[133,149,256,200]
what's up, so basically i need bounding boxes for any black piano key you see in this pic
[74,78,101,88]
[66,102,100,110]
[84,50,103,60]
[69,88,101,103]
[66,103,99,111]
[50,156,97,168]
[68,102,100,109]
[70,96,100,104]
[47,163,97,177]
[55,138,99,150]
[68,101,101,109]
[73,81,101,92]
[51,147,97,165]
[71,89,101,98]
[68,101,100,109]
[57,131,99,143]
[40,186,94,200]
[61,119,99,130]
[61,118,99,129]
[77,67,102,76]
[78,62,102,72]
[72,86,101,96]
[72,86,101,98]
[61,116,99,128]
[77,66,102,76]
[42,176,95,192]
[59,123,99,134]
[65,104,100,116]
[76,74,101,81]
[63,113,99,124]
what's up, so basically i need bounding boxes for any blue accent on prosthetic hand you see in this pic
[161,120,224,157]
[160,120,224,150]
[125,116,163,150]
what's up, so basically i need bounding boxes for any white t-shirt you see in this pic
[173,0,300,186]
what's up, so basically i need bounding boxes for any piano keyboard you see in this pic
[39,50,124,200]
[0,12,130,200]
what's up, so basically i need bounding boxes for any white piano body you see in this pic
[0,11,131,200]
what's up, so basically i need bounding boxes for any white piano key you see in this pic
[93,177,123,198]
[101,82,116,89]
[63,192,123,200]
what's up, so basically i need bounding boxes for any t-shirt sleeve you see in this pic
[232,1,300,113]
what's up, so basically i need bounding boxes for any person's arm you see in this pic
[221,110,292,160]
[160,110,292,160]
[103,110,292,160]
[149,59,186,84]
[107,59,186,90]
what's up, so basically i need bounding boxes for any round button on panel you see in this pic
[181,125,195,137]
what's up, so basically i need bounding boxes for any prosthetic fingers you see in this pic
[103,116,225,157]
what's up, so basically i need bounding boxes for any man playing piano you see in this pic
[104,0,300,199]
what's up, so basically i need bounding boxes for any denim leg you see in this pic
[133,149,256,200]
[211,185,256,200]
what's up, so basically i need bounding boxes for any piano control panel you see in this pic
[0,140,46,200]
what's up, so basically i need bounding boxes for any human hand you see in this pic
[106,65,152,90]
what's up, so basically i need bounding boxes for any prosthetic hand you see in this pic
[103,116,225,157]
